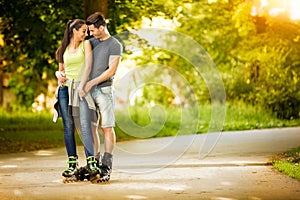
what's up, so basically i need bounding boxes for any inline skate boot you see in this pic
[86,156,101,183]
[62,156,79,183]
[97,152,113,183]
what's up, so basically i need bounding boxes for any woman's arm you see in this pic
[78,40,93,98]
[55,62,66,86]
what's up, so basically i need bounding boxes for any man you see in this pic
[78,12,122,182]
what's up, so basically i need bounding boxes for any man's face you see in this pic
[88,24,102,39]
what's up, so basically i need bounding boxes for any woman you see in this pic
[54,19,101,183]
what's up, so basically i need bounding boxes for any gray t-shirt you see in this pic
[89,36,122,87]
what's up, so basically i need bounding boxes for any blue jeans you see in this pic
[59,86,95,158]
[58,86,76,157]
[79,98,94,157]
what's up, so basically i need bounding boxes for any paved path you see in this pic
[0,127,299,200]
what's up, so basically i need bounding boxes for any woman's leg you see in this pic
[78,98,101,183]
[58,86,76,157]
[79,98,95,157]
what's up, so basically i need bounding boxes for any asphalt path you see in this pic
[0,127,299,200]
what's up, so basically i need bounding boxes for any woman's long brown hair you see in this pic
[55,19,85,63]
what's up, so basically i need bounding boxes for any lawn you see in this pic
[1,102,299,179]
[272,146,300,180]
[1,102,300,154]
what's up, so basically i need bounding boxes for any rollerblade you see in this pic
[86,156,101,183]
[77,154,102,182]
[76,165,90,181]
[62,156,79,183]
[97,152,113,183]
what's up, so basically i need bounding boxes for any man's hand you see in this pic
[77,87,86,100]
[84,81,93,94]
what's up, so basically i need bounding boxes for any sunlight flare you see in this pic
[252,0,300,20]
[290,0,300,20]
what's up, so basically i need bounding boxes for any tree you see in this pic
[2,0,299,119]
[83,0,109,18]
[0,0,182,110]
[177,0,300,119]
[0,0,83,109]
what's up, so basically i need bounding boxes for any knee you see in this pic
[102,127,114,135]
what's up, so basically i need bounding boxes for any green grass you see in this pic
[0,110,83,153]
[1,103,299,180]
[1,102,300,154]
[116,101,300,140]
[0,130,64,153]
[272,147,300,180]
[0,110,62,131]
[223,101,299,130]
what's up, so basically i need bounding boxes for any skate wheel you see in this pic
[91,174,101,184]
[62,177,67,183]
[97,175,110,183]
[62,176,77,183]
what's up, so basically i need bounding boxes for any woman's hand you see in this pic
[55,71,66,86]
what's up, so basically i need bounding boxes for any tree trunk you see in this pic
[83,0,109,18]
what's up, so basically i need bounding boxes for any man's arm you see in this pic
[84,55,121,92]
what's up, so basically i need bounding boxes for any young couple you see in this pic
[54,12,122,183]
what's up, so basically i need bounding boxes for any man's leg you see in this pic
[91,86,115,182]
[98,127,115,182]
[102,127,116,154]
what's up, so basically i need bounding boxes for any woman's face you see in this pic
[74,24,87,41]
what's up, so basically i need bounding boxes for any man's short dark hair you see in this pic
[86,12,106,28]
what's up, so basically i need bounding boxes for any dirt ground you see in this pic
[0,127,299,200]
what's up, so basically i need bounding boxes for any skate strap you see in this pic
[67,160,77,164]
[64,165,76,173]
[64,157,77,172]
[87,156,97,164]
[64,167,74,172]
[87,160,96,164]
[87,156,100,171]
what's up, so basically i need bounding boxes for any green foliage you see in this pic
[0,0,83,109]
[230,17,300,119]
[177,1,300,119]
[0,0,184,110]
[1,0,300,120]
[125,47,210,105]
[107,0,183,34]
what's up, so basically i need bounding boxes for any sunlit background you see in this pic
[3,0,299,112]
[251,0,300,20]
